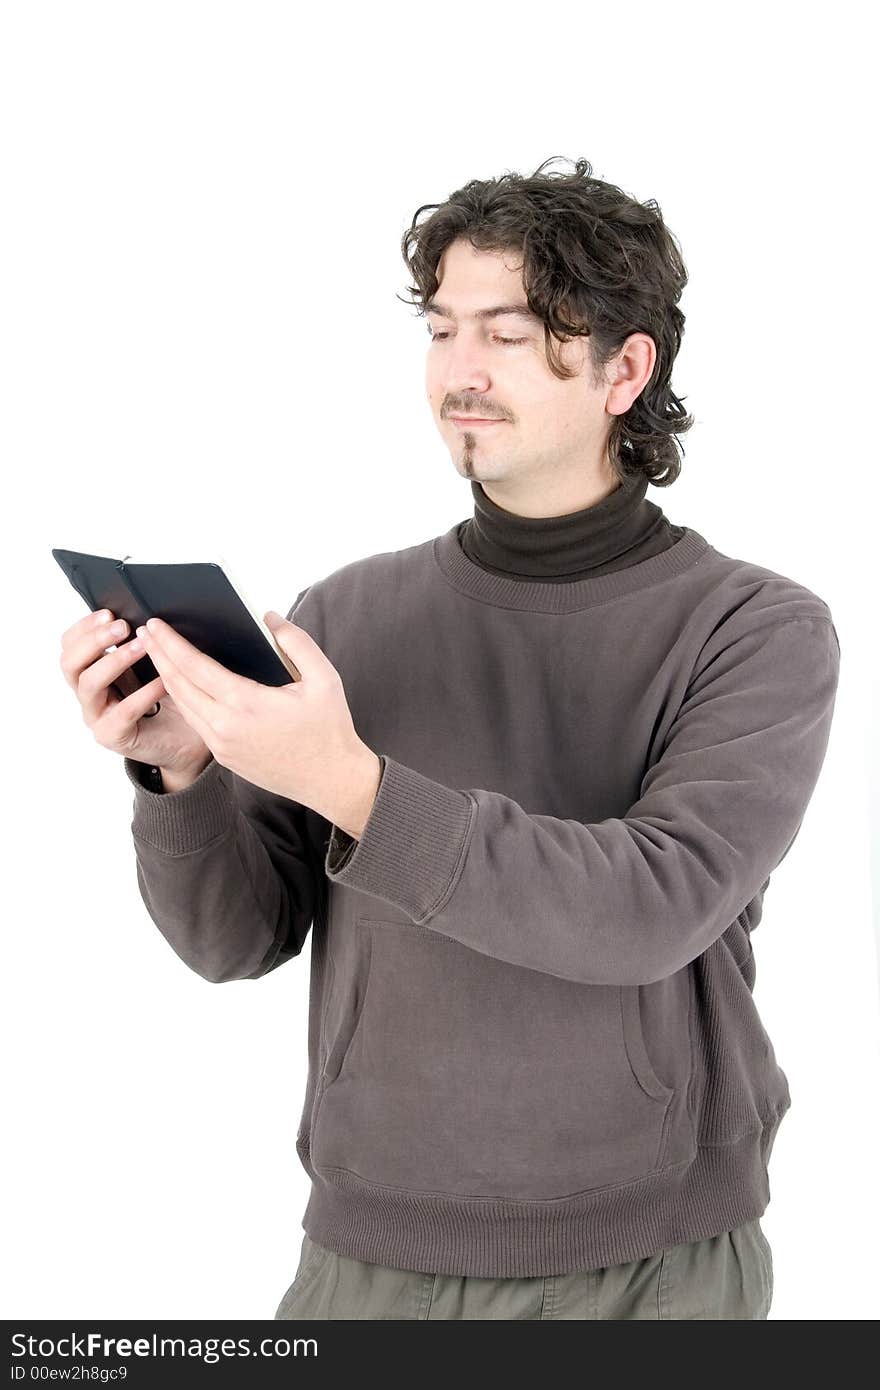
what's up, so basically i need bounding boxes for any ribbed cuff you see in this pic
[124,756,236,854]
[322,755,475,923]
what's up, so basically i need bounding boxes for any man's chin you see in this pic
[453,456,508,482]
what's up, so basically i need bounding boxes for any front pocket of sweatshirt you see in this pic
[310,920,676,1201]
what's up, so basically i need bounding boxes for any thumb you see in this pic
[264,609,329,683]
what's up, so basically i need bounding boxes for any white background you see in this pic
[2,0,877,1322]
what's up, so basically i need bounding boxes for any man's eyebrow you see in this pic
[424,300,539,323]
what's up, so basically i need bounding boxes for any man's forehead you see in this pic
[430,241,534,319]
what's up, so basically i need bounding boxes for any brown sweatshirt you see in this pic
[123,478,840,1277]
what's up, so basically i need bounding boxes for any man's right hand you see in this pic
[59,608,213,780]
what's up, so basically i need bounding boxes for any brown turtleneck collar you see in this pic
[457,470,684,583]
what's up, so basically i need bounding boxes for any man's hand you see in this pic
[134,611,382,838]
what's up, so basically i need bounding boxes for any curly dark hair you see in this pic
[398,156,694,487]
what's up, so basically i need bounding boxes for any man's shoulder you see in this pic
[693,535,835,630]
[291,523,836,635]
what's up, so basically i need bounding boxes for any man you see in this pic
[119,158,839,1318]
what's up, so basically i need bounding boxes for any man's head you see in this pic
[400,157,694,516]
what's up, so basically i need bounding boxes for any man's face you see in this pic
[425,238,617,495]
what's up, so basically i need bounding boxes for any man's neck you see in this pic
[458,470,682,582]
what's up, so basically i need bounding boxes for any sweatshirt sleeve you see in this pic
[126,587,323,983]
[322,613,841,987]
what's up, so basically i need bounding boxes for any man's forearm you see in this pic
[158,745,382,836]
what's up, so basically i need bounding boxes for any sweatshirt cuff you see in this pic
[323,755,476,923]
[124,755,236,854]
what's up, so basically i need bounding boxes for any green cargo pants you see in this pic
[274,1217,773,1320]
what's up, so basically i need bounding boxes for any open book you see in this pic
[52,547,302,696]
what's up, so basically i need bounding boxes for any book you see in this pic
[52,548,302,697]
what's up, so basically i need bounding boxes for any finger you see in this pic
[140,636,218,745]
[264,612,331,685]
[141,617,257,706]
[61,607,116,649]
[110,673,167,723]
[73,628,141,723]
[61,614,129,688]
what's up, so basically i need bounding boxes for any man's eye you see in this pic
[427,330,527,346]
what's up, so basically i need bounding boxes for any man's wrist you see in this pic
[158,755,213,793]
[328,745,383,840]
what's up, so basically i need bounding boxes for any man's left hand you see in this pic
[135,612,382,838]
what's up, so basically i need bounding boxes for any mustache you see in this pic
[444,407,506,420]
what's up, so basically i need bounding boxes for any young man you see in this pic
[121,158,839,1318]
